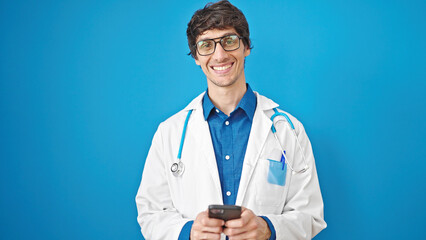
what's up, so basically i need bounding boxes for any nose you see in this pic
[212,42,229,62]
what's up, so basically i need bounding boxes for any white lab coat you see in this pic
[136,92,326,239]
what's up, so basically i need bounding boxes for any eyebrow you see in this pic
[197,32,238,42]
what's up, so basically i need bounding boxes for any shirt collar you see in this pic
[203,92,216,120]
[202,84,257,121]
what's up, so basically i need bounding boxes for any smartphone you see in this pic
[208,204,241,221]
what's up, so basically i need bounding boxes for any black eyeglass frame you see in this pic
[195,34,243,56]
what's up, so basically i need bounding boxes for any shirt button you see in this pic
[226,191,231,196]
[215,109,219,113]
[225,155,230,160]
[225,121,230,125]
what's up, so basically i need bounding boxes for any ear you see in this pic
[244,46,251,57]
[195,57,201,66]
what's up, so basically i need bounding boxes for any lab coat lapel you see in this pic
[236,104,272,205]
[190,106,223,202]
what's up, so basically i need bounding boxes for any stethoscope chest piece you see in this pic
[171,161,185,177]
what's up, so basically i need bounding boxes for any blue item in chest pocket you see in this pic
[267,154,287,186]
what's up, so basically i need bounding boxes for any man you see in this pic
[136,1,326,239]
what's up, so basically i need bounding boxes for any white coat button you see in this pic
[216,109,219,113]
[225,121,230,125]
[226,191,231,196]
[225,155,230,160]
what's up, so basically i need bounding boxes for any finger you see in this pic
[202,217,225,227]
[200,226,224,234]
[196,211,225,227]
[225,218,242,228]
[226,230,257,240]
[240,207,253,218]
[223,226,247,236]
[191,231,222,240]
[225,210,254,228]
[224,219,258,237]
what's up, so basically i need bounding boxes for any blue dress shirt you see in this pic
[179,84,276,239]
[203,84,257,205]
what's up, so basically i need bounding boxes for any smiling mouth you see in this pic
[211,63,233,71]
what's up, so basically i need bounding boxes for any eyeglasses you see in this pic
[195,34,243,56]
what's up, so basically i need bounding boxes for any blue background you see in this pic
[1,0,425,239]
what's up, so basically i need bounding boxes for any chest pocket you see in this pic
[255,139,290,208]
[267,153,287,186]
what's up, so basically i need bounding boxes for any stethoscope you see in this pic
[270,108,309,173]
[170,109,193,177]
[171,108,309,177]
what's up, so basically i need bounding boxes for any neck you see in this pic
[207,80,247,116]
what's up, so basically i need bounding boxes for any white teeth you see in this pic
[212,64,232,71]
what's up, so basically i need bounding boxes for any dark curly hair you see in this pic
[186,0,252,59]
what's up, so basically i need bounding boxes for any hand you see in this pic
[223,207,271,240]
[190,210,225,240]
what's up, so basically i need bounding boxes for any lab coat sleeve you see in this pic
[135,124,191,239]
[264,121,327,239]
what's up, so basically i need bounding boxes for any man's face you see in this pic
[195,28,250,88]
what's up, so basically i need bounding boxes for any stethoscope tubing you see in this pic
[172,108,309,176]
[272,119,308,173]
[171,109,193,176]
